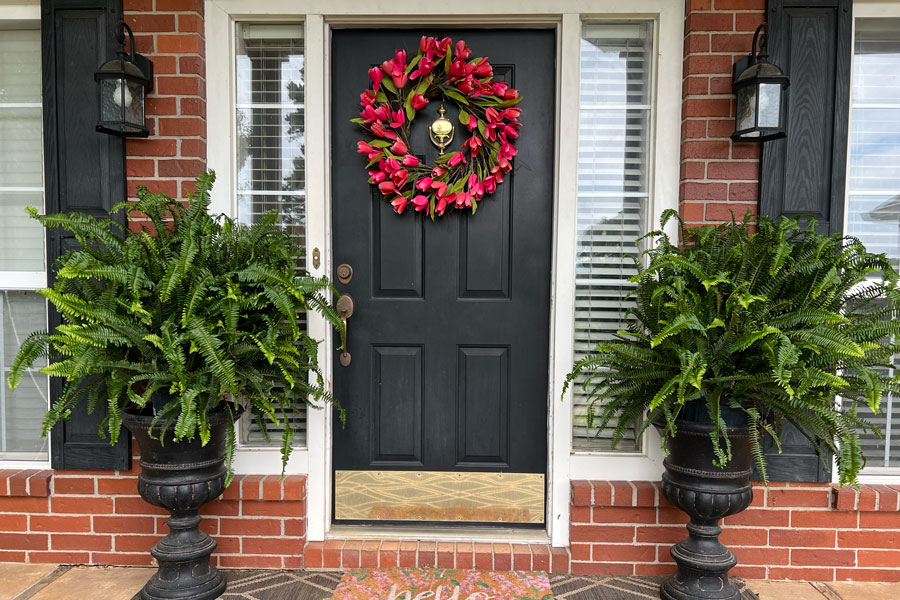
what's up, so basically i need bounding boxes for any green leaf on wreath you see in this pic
[404,93,416,122]
[477,119,487,138]
[366,155,381,168]
[369,140,391,148]
[471,198,478,214]
[444,46,452,74]
[458,111,471,125]
[415,78,430,96]
[406,54,422,73]
[429,196,436,221]
[382,78,398,95]
[496,96,523,108]
[445,90,469,106]
[435,152,453,164]
[375,91,388,103]
[350,117,365,124]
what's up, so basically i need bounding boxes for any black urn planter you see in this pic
[659,409,753,600]
[123,406,236,600]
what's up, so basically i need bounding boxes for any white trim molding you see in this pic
[205,0,685,545]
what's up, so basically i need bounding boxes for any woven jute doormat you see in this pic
[330,568,554,600]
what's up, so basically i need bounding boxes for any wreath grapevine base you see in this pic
[354,36,523,219]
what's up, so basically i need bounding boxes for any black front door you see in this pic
[331,29,555,526]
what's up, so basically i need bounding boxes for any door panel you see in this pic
[332,29,555,525]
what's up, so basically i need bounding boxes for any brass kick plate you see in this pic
[334,470,544,524]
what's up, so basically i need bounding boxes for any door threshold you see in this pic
[327,524,551,544]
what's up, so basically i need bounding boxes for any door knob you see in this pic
[337,294,354,367]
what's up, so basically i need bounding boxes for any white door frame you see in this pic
[205,0,683,547]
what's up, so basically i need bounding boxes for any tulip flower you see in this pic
[390,109,405,128]
[358,140,375,154]
[410,93,429,110]
[411,57,435,80]
[360,89,376,107]
[465,118,478,132]
[420,36,435,55]
[432,166,447,178]
[491,82,508,97]
[360,105,377,124]
[368,67,383,92]
[391,139,408,155]
[431,180,448,198]
[392,168,409,188]
[436,37,452,54]
[503,88,519,100]
[501,107,521,120]
[483,177,496,194]
[371,123,397,140]
[486,107,501,123]
[401,154,419,167]
[448,152,466,167]
[384,158,401,172]
[416,177,433,191]
[475,57,492,78]
[369,170,387,184]
[435,196,449,217]
[463,136,482,156]
[503,124,520,139]
[455,191,472,209]
[391,195,408,214]
[374,105,390,122]
[378,181,395,196]
[455,39,471,60]
[412,194,429,212]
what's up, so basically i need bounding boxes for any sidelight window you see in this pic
[572,22,653,452]
[845,17,900,472]
[0,27,49,462]
[234,22,308,447]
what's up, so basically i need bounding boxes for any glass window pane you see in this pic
[573,22,652,452]
[235,22,307,447]
[0,29,44,275]
[847,18,900,469]
[1,291,49,459]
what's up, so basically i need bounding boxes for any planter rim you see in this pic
[122,403,242,428]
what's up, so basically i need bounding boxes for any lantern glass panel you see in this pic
[125,79,145,125]
[758,82,781,128]
[100,78,123,122]
[736,85,758,133]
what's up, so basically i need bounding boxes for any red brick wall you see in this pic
[124,0,207,207]
[571,480,900,582]
[680,0,765,225]
[0,466,307,569]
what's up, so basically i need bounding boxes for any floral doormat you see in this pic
[332,568,554,600]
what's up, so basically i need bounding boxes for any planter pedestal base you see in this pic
[659,518,742,600]
[137,512,224,600]
[658,415,753,600]
[124,407,235,600]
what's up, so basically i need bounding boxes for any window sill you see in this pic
[0,469,52,497]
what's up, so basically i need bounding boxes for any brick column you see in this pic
[124,0,207,213]
[680,0,765,225]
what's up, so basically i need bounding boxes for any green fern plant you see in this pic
[7,171,343,482]
[564,210,900,485]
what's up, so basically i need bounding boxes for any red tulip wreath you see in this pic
[354,36,523,219]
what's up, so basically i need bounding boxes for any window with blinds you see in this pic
[0,29,49,461]
[572,23,652,452]
[845,18,900,469]
[235,23,307,447]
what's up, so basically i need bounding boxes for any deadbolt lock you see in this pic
[337,263,353,284]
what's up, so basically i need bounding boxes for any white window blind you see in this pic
[0,28,49,461]
[846,18,900,469]
[0,29,44,274]
[572,23,652,452]
[235,22,307,447]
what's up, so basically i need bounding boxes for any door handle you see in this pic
[337,294,354,367]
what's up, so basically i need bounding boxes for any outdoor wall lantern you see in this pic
[95,22,154,137]
[731,23,789,143]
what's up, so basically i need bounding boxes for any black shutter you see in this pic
[757,0,852,482]
[43,0,130,470]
